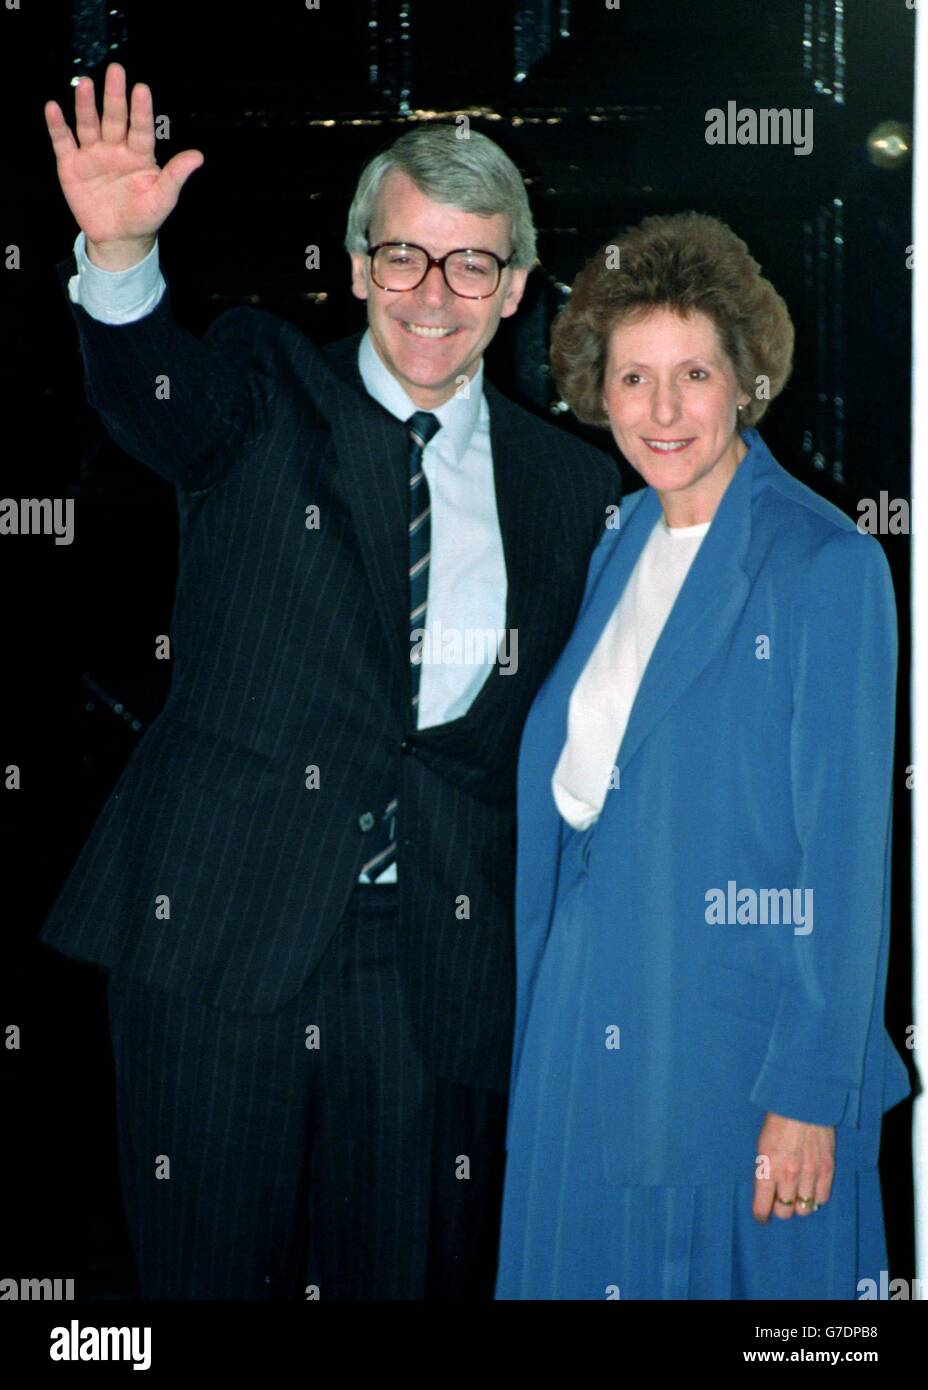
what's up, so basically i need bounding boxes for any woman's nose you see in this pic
[650,385,681,425]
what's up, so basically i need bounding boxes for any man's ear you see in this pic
[499,265,529,319]
[349,252,370,302]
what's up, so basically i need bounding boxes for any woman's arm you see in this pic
[750,529,898,1125]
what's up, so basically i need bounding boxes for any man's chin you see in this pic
[371,323,478,400]
[395,355,476,399]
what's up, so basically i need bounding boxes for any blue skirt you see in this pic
[495,824,889,1301]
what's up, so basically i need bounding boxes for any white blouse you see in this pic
[552,514,710,830]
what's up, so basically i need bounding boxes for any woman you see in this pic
[494,212,911,1300]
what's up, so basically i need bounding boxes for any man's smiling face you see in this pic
[350,169,528,409]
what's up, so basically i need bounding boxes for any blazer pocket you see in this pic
[699,961,782,1028]
[149,714,282,804]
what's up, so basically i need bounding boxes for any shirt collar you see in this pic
[358,328,484,464]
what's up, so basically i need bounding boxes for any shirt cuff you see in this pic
[68,229,166,324]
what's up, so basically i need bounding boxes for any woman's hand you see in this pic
[752,1112,835,1222]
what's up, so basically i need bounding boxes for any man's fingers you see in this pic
[100,61,128,144]
[73,75,101,147]
[126,82,155,157]
[44,100,77,157]
[159,149,205,196]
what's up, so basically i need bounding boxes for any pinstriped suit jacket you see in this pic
[39,252,620,1092]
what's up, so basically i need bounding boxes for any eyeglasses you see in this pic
[366,241,516,299]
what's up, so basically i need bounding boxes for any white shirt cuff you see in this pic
[68,229,166,323]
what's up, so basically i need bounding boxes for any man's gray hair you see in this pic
[345,124,537,270]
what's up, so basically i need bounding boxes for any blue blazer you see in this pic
[511,429,911,1184]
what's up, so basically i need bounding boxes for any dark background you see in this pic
[2,0,917,1297]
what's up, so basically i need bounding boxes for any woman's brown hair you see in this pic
[550,211,794,428]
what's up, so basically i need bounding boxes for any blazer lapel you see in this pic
[615,442,756,773]
[541,438,759,778]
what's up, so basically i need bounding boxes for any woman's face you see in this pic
[602,306,751,516]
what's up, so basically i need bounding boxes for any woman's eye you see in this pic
[688,368,708,380]
[623,373,642,386]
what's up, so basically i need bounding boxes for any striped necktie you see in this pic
[360,409,442,881]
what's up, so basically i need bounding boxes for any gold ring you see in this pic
[796,1195,815,1208]
[774,1195,794,1205]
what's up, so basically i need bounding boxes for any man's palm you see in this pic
[45,61,203,249]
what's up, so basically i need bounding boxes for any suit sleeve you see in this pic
[55,251,275,492]
[748,530,898,1126]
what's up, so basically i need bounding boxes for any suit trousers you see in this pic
[105,881,508,1299]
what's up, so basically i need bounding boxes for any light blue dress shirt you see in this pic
[68,231,509,881]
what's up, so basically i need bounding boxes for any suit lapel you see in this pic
[314,338,586,733]
[319,333,411,684]
[449,381,580,725]
[318,336,541,731]
[468,382,537,697]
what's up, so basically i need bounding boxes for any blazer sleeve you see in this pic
[54,251,275,492]
[748,529,898,1127]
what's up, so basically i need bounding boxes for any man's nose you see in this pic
[414,263,453,309]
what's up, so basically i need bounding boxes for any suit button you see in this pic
[400,739,412,754]
[359,812,375,832]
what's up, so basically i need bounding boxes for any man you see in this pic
[40,62,619,1299]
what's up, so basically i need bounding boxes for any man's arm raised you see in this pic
[46,62,273,491]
